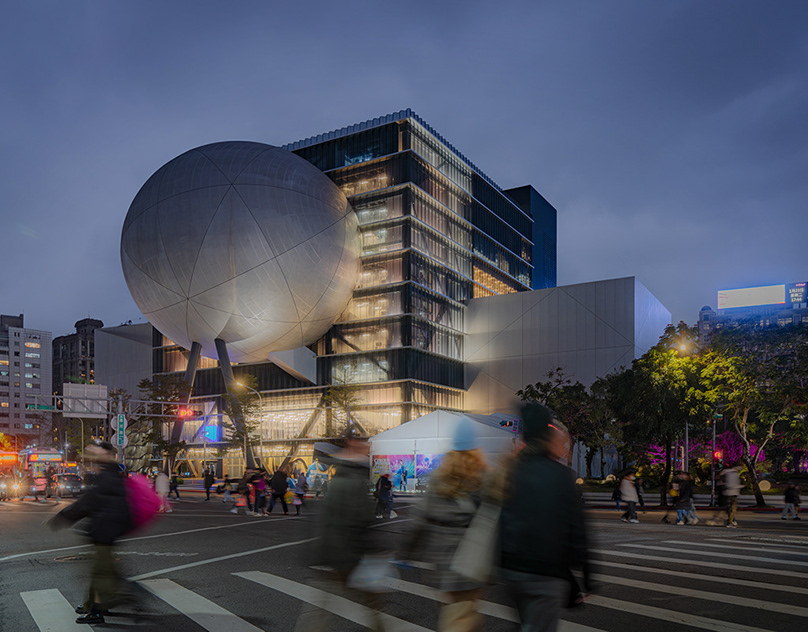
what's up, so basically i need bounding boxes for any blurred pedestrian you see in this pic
[203,468,215,501]
[235,469,254,515]
[498,404,592,632]
[611,483,622,512]
[404,419,487,631]
[619,474,639,523]
[685,473,700,524]
[253,468,269,516]
[375,474,393,519]
[782,484,801,520]
[269,469,289,514]
[720,464,741,527]
[47,441,133,625]
[221,475,233,503]
[155,471,171,513]
[168,473,181,499]
[294,471,308,516]
[674,472,695,525]
[635,477,645,511]
[295,433,389,632]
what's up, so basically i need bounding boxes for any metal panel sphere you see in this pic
[121,141,360,362]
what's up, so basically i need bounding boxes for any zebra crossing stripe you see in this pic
[664,539,808,557]
[594,549,808,580]
[587,595,772,632]
[592,572,808,618]
[19,589,87,631]
[139,578,263,632]
[387,577,605,632]
[597,560,808,597]
[618,543,808,569]
[706,538,808,551]
[234,570,432,632]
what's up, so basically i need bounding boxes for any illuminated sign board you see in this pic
[28,453,62,462]
[0,453,17,463]
[788,282,806,304]
[717,285,786,309]
[202,425,220,442]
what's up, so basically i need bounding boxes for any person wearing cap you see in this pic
[403,418,487,631]
[497,403,592,632]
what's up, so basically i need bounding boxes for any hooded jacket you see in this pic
[57,463,131,545]
[499,454,590,587]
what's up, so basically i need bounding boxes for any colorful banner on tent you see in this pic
[372,453,444,489]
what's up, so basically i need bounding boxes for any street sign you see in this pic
[25,404,55,410]
[112,414,127,447]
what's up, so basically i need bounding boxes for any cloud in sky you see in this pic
[1,0,806,336]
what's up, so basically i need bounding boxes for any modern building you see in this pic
[698,281,808,338]
[0,314,52,448]
[137,110,667,476]
[94,322,153,396]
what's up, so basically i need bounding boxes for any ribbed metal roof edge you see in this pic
[281,108,509,195]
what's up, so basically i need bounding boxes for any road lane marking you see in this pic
[704,538,808,552]
[664,539,808,557]
[235,570,432,631]
[592,572,808,618]
[618,543,808,569]
[594,549,808,579]
[587,595,772,631]
[20,588,87,631]
[128,537,316,581]
[388,577,604,632]
[139,578,262,631]
[597,560,808,597]
[0,518,279,562]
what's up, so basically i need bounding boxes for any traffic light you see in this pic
[177,407,201,419]
[713,450,724,469]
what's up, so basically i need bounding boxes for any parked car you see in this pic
[55,474,85,498]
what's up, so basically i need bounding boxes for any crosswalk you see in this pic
[17,535,808,631]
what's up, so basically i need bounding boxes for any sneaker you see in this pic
[229,508,237,513]
[690,518,699,525]
[629,519,639,524]
[76,611,105,624]
[782,516,788,520]
[795,516,801,521]
[675,520,684,525]
[620,517,628,522]
[731,520,738,526]
[726,523,737,528]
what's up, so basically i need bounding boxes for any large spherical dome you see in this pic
[121,141,360,362]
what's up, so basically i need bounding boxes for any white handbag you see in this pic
[449,501,500,583]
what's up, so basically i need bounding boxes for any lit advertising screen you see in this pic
[788,282,806,304]
[717,285,786,309]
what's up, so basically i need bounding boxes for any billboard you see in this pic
[717,285,786,310]
[63,383,109,419]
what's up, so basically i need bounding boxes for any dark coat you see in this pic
[317,459,380,574]
[57,463,131,545]
[675,478,693,510]
[499,454,590,588]
[203,472,215,488]
[270,472,288,494]
[785,487,800,504]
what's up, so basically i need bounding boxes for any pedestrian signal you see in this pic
[177,407,201,419]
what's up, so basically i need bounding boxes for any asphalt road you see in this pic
[1,495,807,632]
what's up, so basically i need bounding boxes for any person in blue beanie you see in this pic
[402,418,487,630]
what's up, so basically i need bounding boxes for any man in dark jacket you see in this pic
[268,469,289,514]
[295,435,386,631]
[499,404,592,632]
[203,468,215,501]
[48,441,132,625]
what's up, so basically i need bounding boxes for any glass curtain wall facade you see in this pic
[153,110,545,475]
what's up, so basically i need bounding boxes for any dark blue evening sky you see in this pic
[1,1,806,336]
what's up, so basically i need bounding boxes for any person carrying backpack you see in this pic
[47,441,133,625]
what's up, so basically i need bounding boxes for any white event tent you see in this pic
[370,410,518,461]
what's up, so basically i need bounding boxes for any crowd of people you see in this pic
[38,406,803,630]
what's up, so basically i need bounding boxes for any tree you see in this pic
[517,368,591,465]
[221,375,262,467]
[322,383,367,436]
[134,375,191,473]
[699,323,808,505]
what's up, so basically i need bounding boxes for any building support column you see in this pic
[169,341,201,446]
[215,338,255,469]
